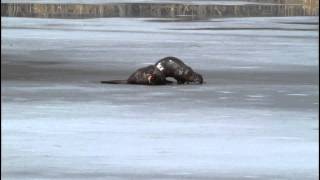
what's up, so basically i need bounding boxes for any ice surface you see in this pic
[1,16,319,179]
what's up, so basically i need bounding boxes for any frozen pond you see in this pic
[1,16,319,179]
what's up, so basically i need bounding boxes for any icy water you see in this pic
[1,16,319,179]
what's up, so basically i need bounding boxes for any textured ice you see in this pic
[1,16,319,179]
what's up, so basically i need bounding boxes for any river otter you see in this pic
[154,56,203,84]
[101,65,171,85]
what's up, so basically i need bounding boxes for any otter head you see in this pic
[185,70,203,84]
[192,73,203,84]
[147,74,165,85]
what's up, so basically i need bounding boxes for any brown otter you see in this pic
[101,65,171,85]
[154,56,203,84]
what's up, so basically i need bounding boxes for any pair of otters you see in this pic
[101,56,203,85]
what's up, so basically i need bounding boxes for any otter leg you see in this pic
[173,76,185,84]
[177,79,186,84]
[165,79,174,84]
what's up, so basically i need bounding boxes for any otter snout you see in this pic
[192,73,203,84]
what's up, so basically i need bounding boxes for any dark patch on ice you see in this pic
[277,22,319,25]
[144,18,216,23]
[2,26,171,35]
[168,27,319,31]
[22,60,64,66]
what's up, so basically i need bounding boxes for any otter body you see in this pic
[127,65,166,85]
[101,57,203,85]
[154,56,203,84]
[101,65,169,85]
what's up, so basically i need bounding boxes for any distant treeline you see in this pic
[1,2,318,19]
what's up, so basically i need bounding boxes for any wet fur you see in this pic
[154,56,203,84]
[101,65,168,85]
[101,57,203,85]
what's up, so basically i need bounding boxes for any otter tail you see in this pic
[100,80,128,84]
